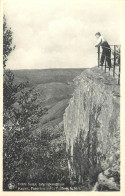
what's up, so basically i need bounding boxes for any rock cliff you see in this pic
[63,67,120,191]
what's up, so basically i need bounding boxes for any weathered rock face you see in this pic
[63,67,120,191]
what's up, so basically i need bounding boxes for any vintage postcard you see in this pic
[0,0,125,195]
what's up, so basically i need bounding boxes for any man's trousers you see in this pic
[101,41,111,68]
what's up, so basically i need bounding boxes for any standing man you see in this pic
[95,32,111,68]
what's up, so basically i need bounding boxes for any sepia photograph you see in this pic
[1,0,124,193]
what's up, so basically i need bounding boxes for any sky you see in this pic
[3,0,122,69]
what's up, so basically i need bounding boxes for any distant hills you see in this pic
[13,68,86,126]
[13,69,86,86]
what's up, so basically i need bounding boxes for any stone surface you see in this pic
[63,67,120,190]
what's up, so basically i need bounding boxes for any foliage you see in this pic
[3,15,28,109]
[3,15,16,68]
[3,88,40,190]
[3,16,40,189]
[3,15,16,109]
[3,88,69,189]
[3,15,69,191]
[3,69,28,110]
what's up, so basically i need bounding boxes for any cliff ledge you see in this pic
[63,67,120,191]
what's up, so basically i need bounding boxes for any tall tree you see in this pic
[3,15,16,68]
[3,15,17,109]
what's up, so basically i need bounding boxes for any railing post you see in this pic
[98,46,100,67]
[113,45,116,77]
[105,58,106,72]
[101,63,103,70]
[118,48,120,85]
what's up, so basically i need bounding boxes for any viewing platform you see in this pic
[97,45,121,85]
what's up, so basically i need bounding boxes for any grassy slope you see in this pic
[13,69,86,130]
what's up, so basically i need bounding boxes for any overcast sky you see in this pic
[4,0,122,69]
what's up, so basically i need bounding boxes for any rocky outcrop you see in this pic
[63,67,120,191]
